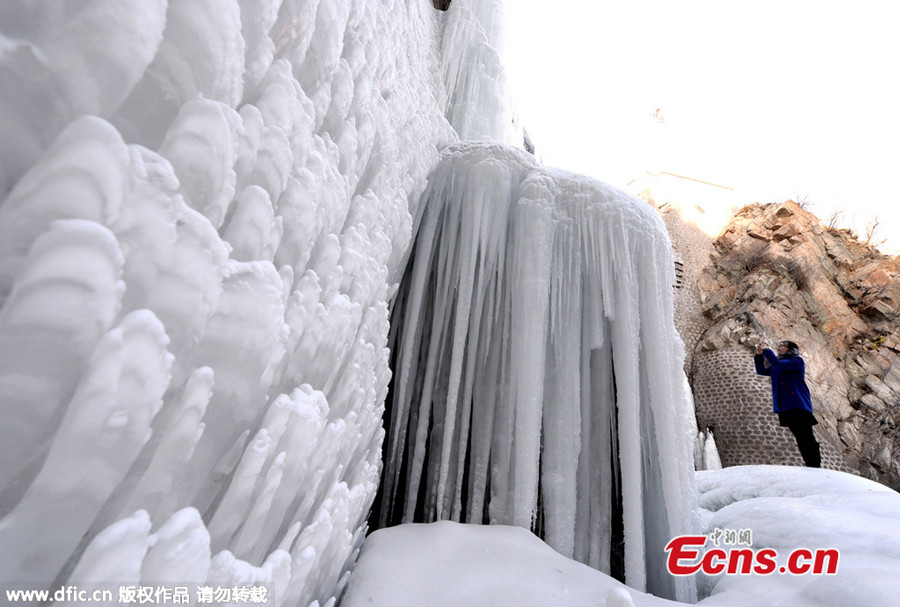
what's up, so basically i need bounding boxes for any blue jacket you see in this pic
[754,348,814,414]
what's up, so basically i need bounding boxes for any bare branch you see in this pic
[793,193,813,210]
[826,210,845,229]
[864,216,886,248]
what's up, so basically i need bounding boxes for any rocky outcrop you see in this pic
[690,201,900,488]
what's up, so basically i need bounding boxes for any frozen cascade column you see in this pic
[378,142,698,603]
[440,0,520,145]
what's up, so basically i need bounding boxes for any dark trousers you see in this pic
[786,422,821,468]
[778,409,821,468]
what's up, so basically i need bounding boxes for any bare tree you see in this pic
[794,193,813,210]
[826,210,845,229]
[864,216,887,248]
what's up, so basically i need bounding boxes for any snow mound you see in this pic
[697,466,900,607]
[345,466,900,607]
[342,520,673,607]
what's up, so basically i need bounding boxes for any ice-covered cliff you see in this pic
[0,0,696,604]
[1,1,453,604]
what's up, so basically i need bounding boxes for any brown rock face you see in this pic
[690,201,900,488]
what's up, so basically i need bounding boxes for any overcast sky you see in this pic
[502,1,900,252]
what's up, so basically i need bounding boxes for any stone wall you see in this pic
[681,201,900,488]
[656,197,900,486]
[693,347,851,471]
[659,206,715,375]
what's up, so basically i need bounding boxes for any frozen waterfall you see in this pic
[1,0,697,605]
[376,142,697,602]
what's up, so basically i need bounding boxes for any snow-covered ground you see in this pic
[344,466,900,607]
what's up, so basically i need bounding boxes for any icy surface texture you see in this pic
[0,0,453,604]
[378,142,698,602]
[1,0,700,603]
[440,0,519,144]
[694,429,723,471]
[345,468,900,607]
[696,466,900,606]
[343,521,652,607]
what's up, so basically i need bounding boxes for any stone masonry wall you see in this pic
[656,198,896,482]
[693,347,851,471]
[693,201,900,488]
[659,207,715,375]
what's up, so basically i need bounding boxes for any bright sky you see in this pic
[502,1,900,252]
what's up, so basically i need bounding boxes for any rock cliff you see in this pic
[669,200,900,488]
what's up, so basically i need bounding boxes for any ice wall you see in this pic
[1,0,699,603]
[378,143,698,602]
[0,1,453,605]
[439,0,517,144]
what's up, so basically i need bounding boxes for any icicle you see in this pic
[380,142,698,602]
[0,308,172,584]
[157,99,242,230]
[65,510,152,588]
[440,0,517,144]
[112,0,245,148]
[0,117,129,301]
[223,185,283,263]
[142,508,212,585]
[184,260,289,512]
[0,0,166,194]
[207,547,292,607]
[122,366,214,521]
[207,429,274,550]
[0,219,125,492]
[237,0,282,93]
[231,452,287,560]
[704,430,723,471]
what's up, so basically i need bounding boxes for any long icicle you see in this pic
[382,142,697,602]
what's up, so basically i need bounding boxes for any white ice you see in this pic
[379,141,698,601]
[1,0,454,604]
[695,429,723,471]
[344,466,900,607]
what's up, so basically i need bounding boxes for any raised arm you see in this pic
[761,347,805,371]
[754,351,772,376]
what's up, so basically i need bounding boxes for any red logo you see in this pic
[665,535,839,576]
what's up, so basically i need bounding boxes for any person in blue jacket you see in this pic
[754,339,821,467]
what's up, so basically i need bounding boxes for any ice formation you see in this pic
[343,467,900,607]
[377,143,697,601]
[704,433,724,471]
[695,429,723,471]
[1,1,453,605]
[0,0,697,604]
